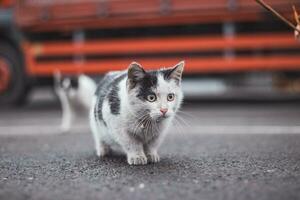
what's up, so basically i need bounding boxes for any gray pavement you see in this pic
[1,93,300,200]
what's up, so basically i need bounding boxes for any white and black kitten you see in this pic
[90,61,184,165]
[54,72,97,133]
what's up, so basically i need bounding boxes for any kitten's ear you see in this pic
[164,61,185,83]
[127,62,146,89]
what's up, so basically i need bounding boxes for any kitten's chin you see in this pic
[154,115,170,123]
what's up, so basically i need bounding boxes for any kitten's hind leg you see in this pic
[99,141,111,157]
[89,103,110,157]
[92,130,110,157]
[89,109,101,156]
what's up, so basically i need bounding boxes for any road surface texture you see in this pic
[0,90,300,200]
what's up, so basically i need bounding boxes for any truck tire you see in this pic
[0,41,29,105]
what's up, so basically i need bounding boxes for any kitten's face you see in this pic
[127,61,184,122]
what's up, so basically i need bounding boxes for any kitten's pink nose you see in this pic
[160,108,168,115]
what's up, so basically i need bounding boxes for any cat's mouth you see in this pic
[155,115,168,122]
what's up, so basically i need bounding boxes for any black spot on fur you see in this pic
[94,97,107,126]
[161,68,181,85]
[60,77,79,90]
[108,85,120,115]
[136,71,158,101]
[162,68,174,80]
[95,75,115,123]
[95,72,126,122]
[69,77,79,89]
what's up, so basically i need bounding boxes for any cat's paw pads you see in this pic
[147,153,160,163]
[127,154,148,165]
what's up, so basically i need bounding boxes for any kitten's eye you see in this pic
[167,93,175,101]
[147,94,157,102]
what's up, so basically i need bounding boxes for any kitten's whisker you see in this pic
[176,109,194,117]
[175,115,189,133]
[149,120,153,136]
[152,120,158,134]
[175,113,191,125]
[172,117,185,134]
[175,115,191,128]
[130,113,148,135]
[132,114,149,135]
[145,119,151,136]
[176,110,195,119]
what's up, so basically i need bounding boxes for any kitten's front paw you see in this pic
[127,154,147,165]
[147,153,160,163]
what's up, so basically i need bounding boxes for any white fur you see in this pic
[90,62,184,165]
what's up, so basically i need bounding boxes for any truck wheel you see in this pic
[0,41,29,105]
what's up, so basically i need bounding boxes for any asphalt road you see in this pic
[0,92,300,200]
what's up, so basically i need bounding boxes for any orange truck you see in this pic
[0,0,300,104]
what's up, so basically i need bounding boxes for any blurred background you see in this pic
[1,1,300,199]
[0,0,300,105]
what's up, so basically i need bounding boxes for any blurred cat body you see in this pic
[90,61,184,165]
[54,73,97,133]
